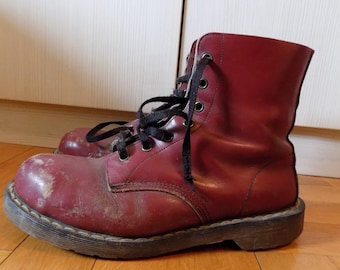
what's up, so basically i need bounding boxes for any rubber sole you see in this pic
[3,181,305,259]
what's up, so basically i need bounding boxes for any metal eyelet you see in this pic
[194,101,204,112]
[183,120,195,128]
[163,133,174,142]
[141,139,154,152]
[142,143,153,152]
[119,153,130,162]
[142,146,152,152]
[199,78,208,89]
[201,52,213,61]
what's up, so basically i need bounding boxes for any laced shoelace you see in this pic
[86,54,212,183]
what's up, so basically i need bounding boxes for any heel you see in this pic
[233,198,305,250]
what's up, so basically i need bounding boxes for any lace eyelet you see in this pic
[194,101,204,112]
[183,120,195,128]
[201,52,213,61]
[119,153,130,162]
[163,133,174,142]
[142,145,153,152]
[141,139,154,152]
[199,78,208,89]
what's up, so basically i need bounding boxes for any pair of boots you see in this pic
[3,33,313,259]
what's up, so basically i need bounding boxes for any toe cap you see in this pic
[58,128,112,157]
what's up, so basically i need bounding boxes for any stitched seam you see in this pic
[8,182,302,242]
[238,154,295,215]
[111,181,211,223]
[124,136,184,182]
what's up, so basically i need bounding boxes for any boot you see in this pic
[55,43,198,157]
[3,33,313,259]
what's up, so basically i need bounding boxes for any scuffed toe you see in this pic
[57,128,112,157]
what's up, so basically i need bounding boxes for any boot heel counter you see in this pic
[240,154,298,216]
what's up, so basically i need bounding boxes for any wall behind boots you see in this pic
[0,0,183,110]
[0,0,339,177]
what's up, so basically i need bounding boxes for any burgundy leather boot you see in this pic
[4,33,313,259]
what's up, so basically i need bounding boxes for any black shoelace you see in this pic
[86,55,212,183]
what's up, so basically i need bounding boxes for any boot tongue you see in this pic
[184,37,201,99]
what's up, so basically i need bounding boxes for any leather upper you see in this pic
[14,33,314,237]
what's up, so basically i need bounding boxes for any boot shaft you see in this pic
[187,33,313,217]
[191,33,313,143]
